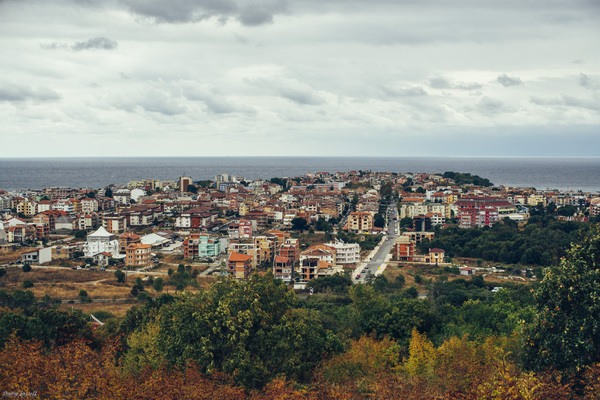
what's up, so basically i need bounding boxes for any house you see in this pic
[22,247,52,265]
[460,267,476,276]
[92,251,112,267]
[324,240,361,266]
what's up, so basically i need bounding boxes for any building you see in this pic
[125,243,152,267]
[119,232,141,254]
[22,247,52,265]
[347,212,374,233]
[273,256,294,282]
[84,226,120,257]
[394,235,415,262]
[103,213,127,234]
[198,234,222,258]
[324,240,360,266]
[228,252,252,279]
[179,176,193,193]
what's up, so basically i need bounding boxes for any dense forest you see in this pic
[419,217,588,267]
[1,229,600,398]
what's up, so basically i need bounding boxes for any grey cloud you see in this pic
[111,89,186,115]
[278,86,324,105]
[430,77,482,91]
[476,96,512,115]
[497,74,523,87]
[0,82,61,102]
[429,77,452,89]
[530,94,600,111]
[120,0,284,26]
[238,5,274,26]
[72,37,118,51]
[181,85,254,114]
[579,73,599,90]
[382,86,428,97]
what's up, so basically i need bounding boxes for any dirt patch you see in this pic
[59,301,137,318]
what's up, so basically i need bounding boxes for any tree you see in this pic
[78,289,90,303]
[524,228,600,374]
[0,268,5,278]
[22,280,34,289]
[187,184,198,194]
[153,277,164,293]
[104,187,113,198]
[153,274,341,389]
[291,217,308,232]
[114,269,126,283]
[22,264,32,273]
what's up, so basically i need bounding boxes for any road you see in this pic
[354,204,399,283]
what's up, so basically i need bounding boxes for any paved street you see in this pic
[354,205,398,283]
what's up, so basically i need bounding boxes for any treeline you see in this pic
[442,171,493,187]
[419,217,587,266]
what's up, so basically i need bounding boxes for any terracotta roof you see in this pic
[229,252,252,262]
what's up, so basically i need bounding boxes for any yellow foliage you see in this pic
[401,328,436,377]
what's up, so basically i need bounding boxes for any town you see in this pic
[1,170,599,297]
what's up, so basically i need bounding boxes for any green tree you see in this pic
[524,228,600,374]
[22,280,34,289]
[154,274,341,389]
[152,277,164,293]
[291,217,308,231]
[22,263,32,273]
[0,268,6,278]
[187,184,198,194]
[114,269,126,283]
[78,289,90,303]
[105,187,113,198]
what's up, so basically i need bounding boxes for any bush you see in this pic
[22,280,34,289]
[22,264,32,273]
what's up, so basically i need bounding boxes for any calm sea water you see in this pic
[0,157,599,193]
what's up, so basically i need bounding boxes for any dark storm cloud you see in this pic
[72,37,118,51]
[497,74,523,87]
[119,0,285,26]
[0,82,61,102]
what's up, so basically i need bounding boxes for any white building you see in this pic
[83,226,120,257]
[325,240,361,265]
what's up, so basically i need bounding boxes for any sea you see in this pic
[0,157,599,193]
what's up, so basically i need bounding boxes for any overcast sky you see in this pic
[1,0,599,157]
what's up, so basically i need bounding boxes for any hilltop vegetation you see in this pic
[2,229,600,398]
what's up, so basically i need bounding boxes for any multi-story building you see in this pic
[16,201,36,217]
[125,243,152,266]
[278,238,300,263]
[228,252,252,279]
[119,232,141,254]
[103,213,127,234]
[198,234,221,258]
[394,235,414,261]
[346,212,374,233]
[273,256,294,282]
[324,240,360,266]
[80,198,99,213]
[454,197,514,228]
